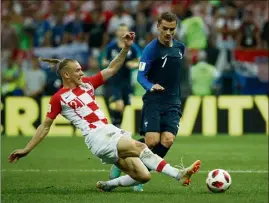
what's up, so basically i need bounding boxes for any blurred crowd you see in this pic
[1,0,269,100]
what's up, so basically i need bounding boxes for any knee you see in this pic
[115,100,124,112]
[109,99,124,112]
[145,133,160,149]
[161,133,175,148]
[138,172,151,184]
[134,141,147,156]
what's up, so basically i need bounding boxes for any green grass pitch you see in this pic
[1,135,268,203]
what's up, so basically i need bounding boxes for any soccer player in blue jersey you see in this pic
[110,11,187,192]
[102,24,141,128]
[137,11,186,192]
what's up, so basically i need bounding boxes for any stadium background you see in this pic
[1,1,268,203]
[1,0,268,136]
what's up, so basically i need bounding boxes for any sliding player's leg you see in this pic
[109,134,160,192]
[97,157,151,191]
[88,124,200,191]
[117,136,201,185]
[98,136,201,192]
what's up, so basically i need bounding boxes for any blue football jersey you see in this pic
[137,38,185,104]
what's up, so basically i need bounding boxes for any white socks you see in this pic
[139,148,180,180]
[106,148,181,188]
[160,164,181,180]
[106,175,139,187]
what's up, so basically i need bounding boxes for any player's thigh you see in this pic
[160,104,181,136]
[116,157,151,183]
[140,102,161,136]
[117,136,147,158]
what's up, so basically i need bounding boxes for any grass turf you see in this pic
[1,135,268,203]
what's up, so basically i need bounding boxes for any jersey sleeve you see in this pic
[46,94,62,120]
[82,72,105,89]
[137,43,155,91]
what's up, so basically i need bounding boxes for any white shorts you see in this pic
[84,124,132,164]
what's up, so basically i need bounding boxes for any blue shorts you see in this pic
[108,85,132,106]
[139,102,182,136]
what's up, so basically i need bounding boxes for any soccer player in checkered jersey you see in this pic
[8,32,201,192]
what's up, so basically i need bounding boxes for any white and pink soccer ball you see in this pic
[206,169,232,193]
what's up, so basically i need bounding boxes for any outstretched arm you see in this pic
[8,117,54,163]
[101,32,135,81]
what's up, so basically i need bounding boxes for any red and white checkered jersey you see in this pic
[46,72,108,136]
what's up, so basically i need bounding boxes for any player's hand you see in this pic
[122,32,135,48]
[150,84,165,92]
[8,149,29,163]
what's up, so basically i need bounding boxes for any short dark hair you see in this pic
[158,11,178,24]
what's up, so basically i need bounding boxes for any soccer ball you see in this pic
[206,169,232,193]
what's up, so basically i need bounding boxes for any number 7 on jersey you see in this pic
[162,54,168,68]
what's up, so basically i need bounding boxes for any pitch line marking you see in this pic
[1,169,268,173]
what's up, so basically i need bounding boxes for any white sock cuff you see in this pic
[139,147,153,159]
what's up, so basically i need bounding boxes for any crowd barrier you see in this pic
[1,95,268,136]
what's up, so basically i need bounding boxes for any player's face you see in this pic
[157,20,177,43]
[116,26,129,40]
[65,61,84,85]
